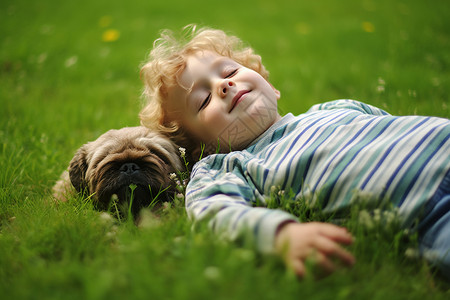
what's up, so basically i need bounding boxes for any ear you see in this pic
[274,88,281,100]
[267,81,281,100]
[68,147,89,193]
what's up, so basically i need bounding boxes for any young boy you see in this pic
[140,25,450,278]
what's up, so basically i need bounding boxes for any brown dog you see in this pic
[53,126,183,218]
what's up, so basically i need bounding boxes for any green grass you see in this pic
[1,0,449,298]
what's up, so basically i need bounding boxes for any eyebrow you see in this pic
[211,56,230,70]
[189,56,230,89]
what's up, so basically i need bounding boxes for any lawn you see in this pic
[1,0,449,299]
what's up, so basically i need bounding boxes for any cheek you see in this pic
[199,108,229,140]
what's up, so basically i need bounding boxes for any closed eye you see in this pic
[225,69,238,78]
[198,93,211,111]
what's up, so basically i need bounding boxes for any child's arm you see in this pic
[187,155,355,277]
[275,222,355,277]
[186,155,297,254]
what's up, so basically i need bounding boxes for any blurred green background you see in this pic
[2,0,449,136]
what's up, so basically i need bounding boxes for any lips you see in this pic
[229,90,250,113]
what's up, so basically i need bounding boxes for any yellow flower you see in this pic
[362,22,375,33]
[102,29,120,42]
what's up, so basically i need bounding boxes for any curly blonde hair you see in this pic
[139,25,269,157]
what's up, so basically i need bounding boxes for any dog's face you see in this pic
[68,126,182,217]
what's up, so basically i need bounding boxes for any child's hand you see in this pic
[275,222,355,278]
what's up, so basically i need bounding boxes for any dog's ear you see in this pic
[69,147,89,193]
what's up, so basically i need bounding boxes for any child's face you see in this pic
[165,51,281,151]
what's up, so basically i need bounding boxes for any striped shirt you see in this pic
[185,100,450,254]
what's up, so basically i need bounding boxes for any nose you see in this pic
[120,162,140,175]
[219,79,234,98]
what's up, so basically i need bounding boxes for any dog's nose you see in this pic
[119,162,140,174]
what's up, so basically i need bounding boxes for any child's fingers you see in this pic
[312,251,337,274]
[292,253,336,278]
[293,251,341,278]
[313,222,354,244]
[290,258,306,278]
[314,235,355,266]
[276,222,355,278]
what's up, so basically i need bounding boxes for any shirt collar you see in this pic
[247,113,295,148]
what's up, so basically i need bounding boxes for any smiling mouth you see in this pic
[229,90,250,113]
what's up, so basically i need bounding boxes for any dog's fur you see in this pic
[53,126,183,217]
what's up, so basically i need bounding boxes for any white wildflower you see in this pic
[173,236,184,244]
[137,209,161,229]
[204,266,221,281]
[376,78,385,93]
[407,89,417,97]
[110,194,119,202]
[234,249,255,262]
[422,249,439,261]
[358,210,374,229]
[179,147,186,158]
[404,248,419,259]
[169,173,177,181]
[65,56,78,68]
[106,225,118,239]
[431,77,440,87]
[162,202,171,212]
[38,53,47,64]
[373,209,381,223]
[383,210,397,227]
[99,212,114,224]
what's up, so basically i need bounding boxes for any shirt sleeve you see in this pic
[307,99,391,116]
[185,155,298,254]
